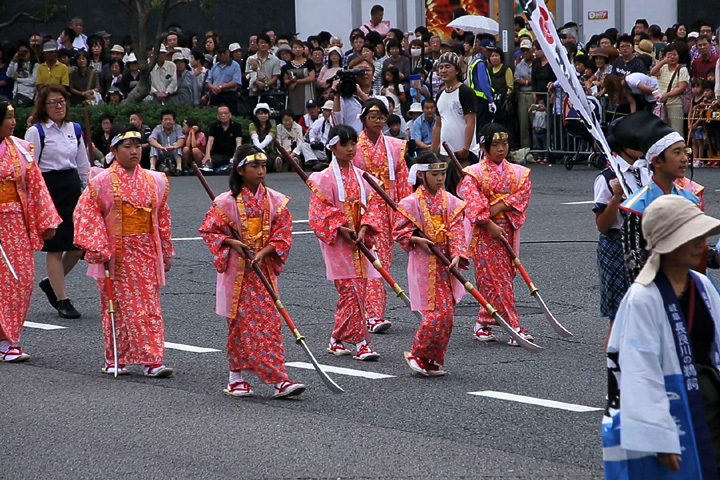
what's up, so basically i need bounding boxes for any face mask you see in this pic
[411,48,422,57]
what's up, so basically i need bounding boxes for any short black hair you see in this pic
[100,113,114,123]
[160,109,176,120]
[420,97,434,108]
[616,34,633,47]
[371,4,384,15]
[634,18,649,28]
[184,116,198,127]
[361,98,389,119]
[129,111,143,120]
[386,39,400,50]
[387,114,401,126]
[696,35,711,45]
[257,33,271,45]
[514,16,526,28]
[279,109,294,119]
[62,27,76,41]
[415,26,429,37]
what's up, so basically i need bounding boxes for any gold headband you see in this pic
[237,153,268,167]
[427,162,448,170]
[493,132,509,141]
[110,131,142,146]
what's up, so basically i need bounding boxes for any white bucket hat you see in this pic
[253,103,271,116]
[636,195,720,285]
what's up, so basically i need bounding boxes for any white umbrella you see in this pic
[447,15,499,35]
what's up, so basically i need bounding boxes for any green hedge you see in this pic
[13,104,252,141]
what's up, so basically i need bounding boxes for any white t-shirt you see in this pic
[435,84,477,156]
[625,73,659,102]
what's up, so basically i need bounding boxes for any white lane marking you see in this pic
[285,361,395,379]
[561,200,595,205]
[292,219,309,224]
[467,391,602,412]
[172,231,315,241]
[24,321,67,330]
[164,342,221,353]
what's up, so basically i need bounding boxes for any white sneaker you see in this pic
[0,345,30,363]
[102,363,129,375]
[272,381,306,398]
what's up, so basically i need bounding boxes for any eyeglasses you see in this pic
[367,115,387,123]
[46,99,66,107]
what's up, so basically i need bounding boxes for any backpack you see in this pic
[33,122,83,161]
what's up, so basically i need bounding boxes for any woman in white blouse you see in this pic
[24,85,90,320]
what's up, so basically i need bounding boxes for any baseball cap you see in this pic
[42,41,58,53]
[688,31,700,39]
[306,99,318,109]
[229,42,242,52]
[215,44,229,53]
[520,39,533,49]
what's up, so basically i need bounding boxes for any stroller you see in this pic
[561,95,609,170]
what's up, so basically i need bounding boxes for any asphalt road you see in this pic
[3,163,719,479]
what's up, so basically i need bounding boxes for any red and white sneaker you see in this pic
[0,345,30,363]
[404,351,428,376]
[354,344,380,361]
[272,381,306,399]
[102,363,129,375]
[507,328,535,346]
[474,326,496,342]
[144,364,174,377]
[367,318,392,333]
[223,381,254,397]
[327,340,352,356]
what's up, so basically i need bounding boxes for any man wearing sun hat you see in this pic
[148,44,177,103]
[36,41,69,88]
[618,112,701,282]
[603,194,720,479]
[308,100,334,167]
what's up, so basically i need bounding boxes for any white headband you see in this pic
[327,135,340,147]
[236,153,267,168]
[407,162,448,185]
[646,131,684,161]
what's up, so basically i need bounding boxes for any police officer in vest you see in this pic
[468,36,497,139]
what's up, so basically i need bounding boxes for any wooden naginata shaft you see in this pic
[192,164,344,394]
[103,263,119,378]
[442,142,572,338]
[274,141,423,322]
[361,170,543,352]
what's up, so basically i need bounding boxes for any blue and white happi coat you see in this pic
[603,271,720,479]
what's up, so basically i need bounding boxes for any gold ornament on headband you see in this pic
[492,132,509,141]
[110,130,142,146]
[427,162,448,171]
[6,105,13,112]
[245,153,268,162]
[367,105,381,113]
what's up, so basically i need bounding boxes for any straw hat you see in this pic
[636,195,720,285]
[634,39,653,57]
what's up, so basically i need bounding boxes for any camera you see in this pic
[336,68,366,98]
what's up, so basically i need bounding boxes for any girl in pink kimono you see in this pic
[352,99,411,333]
[0,102,61,362]
[393,151,467,376]
[457,123,534,346]
[73,124,175,377]
[199,145,305,399]
[308,124,385,361]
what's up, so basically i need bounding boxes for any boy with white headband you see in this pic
[73,124,175,377]
[307,124,386,361]
[604,194,720,479]
[620,112,701,282]
[200,145,305,398]
[457,123,533,346]
[394,151,467,376]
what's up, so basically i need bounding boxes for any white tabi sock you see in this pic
[0,339,11,352]
[356,339,368,352]
[229,371,244,384]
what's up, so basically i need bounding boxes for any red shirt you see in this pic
[691,53,718,80]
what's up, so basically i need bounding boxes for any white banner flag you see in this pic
[520,0,627,195]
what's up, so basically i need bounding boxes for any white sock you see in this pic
[356,339,368,352]
[329,337,339,345]
[0,340,11,352]
[229,371,244,384]
[474,323,487,333]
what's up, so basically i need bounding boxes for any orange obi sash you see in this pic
[431,214,447,242]
[122,202,153,235]
[245,217,264,248]
[0,180,19,203]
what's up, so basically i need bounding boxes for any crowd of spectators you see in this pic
[4,7,720,173]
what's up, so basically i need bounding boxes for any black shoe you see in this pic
[38,278,58,309]
[57,299,81,319]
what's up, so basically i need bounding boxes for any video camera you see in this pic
[336,68,367,98]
